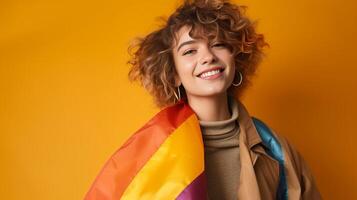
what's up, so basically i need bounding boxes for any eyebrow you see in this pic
[176,40,196,52]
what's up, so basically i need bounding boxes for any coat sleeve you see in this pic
[281,136,323,200]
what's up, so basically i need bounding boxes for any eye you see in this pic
[212,43,227,48]
[182,49,196,56]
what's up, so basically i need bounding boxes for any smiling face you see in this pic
[172,25,236,99]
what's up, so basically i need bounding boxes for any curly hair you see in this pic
[128,0,268,108]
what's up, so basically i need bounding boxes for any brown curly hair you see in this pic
[128,0,268,108]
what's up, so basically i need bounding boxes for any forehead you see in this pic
[173,26,194,48]
[173,25,210,52]
[173,24,223,49]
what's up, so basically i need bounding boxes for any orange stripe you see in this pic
[85,100,194,200]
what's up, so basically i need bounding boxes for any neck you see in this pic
[186,93,231,121]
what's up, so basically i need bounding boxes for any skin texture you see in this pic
[172,25,236,121]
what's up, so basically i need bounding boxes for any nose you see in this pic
[200,47,217,65]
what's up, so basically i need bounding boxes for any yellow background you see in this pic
[1,0,356,199]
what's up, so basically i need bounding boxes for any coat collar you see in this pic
[236,100,278,165]
[236,100,262,149]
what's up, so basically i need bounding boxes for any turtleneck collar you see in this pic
[199,95,240,150]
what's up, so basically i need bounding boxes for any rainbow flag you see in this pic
[85,99,207,199]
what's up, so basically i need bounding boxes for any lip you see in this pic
[196,66,225,77]
[196,66,225,80]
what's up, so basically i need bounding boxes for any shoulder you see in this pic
[251,117,308,180]
[251,117,302,165]
[252,117,322,198]
[252,117,305,173]
[275,132,322,198]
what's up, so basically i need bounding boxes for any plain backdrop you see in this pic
[1,0,356,199]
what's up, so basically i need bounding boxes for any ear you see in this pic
[174,75,182,87]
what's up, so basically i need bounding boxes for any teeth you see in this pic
[200,69,221,78]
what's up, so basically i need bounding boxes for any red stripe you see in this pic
[85,99,194,200]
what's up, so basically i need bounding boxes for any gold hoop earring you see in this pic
[232,71,243,87]
[173,86,181,101]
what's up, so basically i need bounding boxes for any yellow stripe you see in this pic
[121,114,204,200]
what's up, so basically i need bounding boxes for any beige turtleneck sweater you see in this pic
[199,96,240,200]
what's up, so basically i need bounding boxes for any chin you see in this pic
[197,87,229,97]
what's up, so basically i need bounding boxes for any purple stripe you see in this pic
[176,172,207,200]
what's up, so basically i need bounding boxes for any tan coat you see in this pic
[236,101,322,200]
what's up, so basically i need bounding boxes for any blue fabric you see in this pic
[252,117,288,200]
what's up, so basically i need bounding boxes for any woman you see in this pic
[85,0,321,199]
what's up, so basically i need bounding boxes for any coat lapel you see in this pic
[236,100,281,200]
[237,100,262,200]
[237,121,262,200]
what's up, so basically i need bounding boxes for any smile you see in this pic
[197,68,225,80]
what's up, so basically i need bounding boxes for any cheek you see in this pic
[214,49,233,62]
[226,56,236,72]
[174,58,196,77]
[222,54,236,79]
